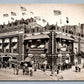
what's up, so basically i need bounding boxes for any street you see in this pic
[0,66,84,81]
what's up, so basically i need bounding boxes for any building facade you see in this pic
[0,18,84,67]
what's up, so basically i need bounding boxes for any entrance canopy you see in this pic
[24,34,49,40]
[56,35,74,41]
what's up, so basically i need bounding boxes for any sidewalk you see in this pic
[0,66,84,80]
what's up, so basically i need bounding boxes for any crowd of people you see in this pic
[0,60,83,81]
[13,64,33,76]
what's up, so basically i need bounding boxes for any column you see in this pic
[2,39,4,53]
[18,34,24,61]
[9,38,11,53]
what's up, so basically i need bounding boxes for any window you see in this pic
[6,49,9,52]
[29,40,45,49]
[63,29,64,32]
[13,49,17,53]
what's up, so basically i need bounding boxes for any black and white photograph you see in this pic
[0,4,84,81]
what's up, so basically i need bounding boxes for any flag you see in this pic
[34,16,41,21]
[22,12,26,15]
[3,14,9,17]
[42,19,46,23]
[53,10,62,15]
[11,17,14,20]
[30,11,34,15]
[66,17,69,23]
[20,6,27,11]
[11,12,16,16]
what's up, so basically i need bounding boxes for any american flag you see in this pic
[20,6,27,11]
[22,12,26,15]
[30,11,34,15]
[42,19,46,23]
[11,17,14,20]
[11,12,16,16]
[53,10,62,15]
[3,14,9,17]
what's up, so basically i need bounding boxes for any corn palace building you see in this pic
[0,18,84,67]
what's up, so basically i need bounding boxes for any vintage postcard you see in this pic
[0,4,84,81]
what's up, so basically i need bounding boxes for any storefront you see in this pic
[24,34,49,68]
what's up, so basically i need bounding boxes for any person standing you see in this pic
[26,67,29,75]
[13,64,16,75]
[79,65,81,72]
[30,69,33,76]
[23,66,25,75]
[57,69,59,74]
[75,65,78,72]
[16,65,19,75]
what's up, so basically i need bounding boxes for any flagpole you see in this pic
[19,4,23,19]
[19,4,27,20]
[19,4,26,61]
[53,10,62,72]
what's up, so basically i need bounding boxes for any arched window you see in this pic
[4,38,10,43]
[12,37,18,43]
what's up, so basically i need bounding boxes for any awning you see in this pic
[58,54,62,57]
[5,44,9,49]
[43,60,47,64]
[12,37,18,42]
[24,34,49,40]
[25,57,31,62]
[38,45,45,48]
[61,47,66,51]
[31,45,36,48]
[28,54,33,57]
[4,38,10,43]
[56,35,74,41]
[66,54,70,57]
[0,39,2,43]
[0,45,2,49]
[13,44,17,49]
[40,54,46,58]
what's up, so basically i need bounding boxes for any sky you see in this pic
[0,4,84,27]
